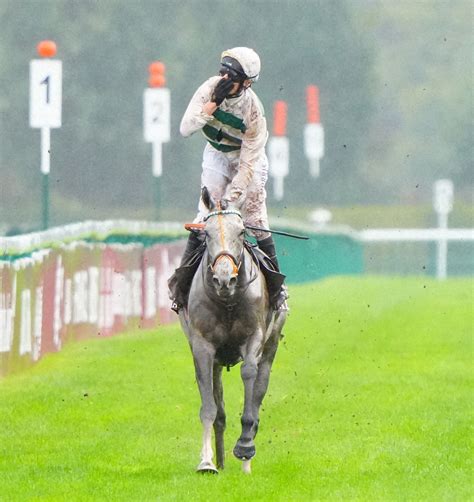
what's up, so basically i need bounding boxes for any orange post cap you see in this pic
[149,74,166,88]
[149,61,166,75]
[37,40,57,58]
[148,61,166,87]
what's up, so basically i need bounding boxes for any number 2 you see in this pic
[152,100,163,123]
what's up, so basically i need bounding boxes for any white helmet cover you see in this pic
[221,47,261,82]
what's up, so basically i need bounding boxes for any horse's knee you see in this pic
[200,403,218,423]
[241,361,258,382]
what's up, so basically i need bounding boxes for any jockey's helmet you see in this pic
[220,47,260,84]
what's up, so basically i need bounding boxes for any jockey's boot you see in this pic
[257,235,289,311]
[179,231,203,266]
[168,231,204,313]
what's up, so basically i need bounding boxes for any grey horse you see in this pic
[177,188,287,474]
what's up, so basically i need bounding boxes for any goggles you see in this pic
[219,57,247,83]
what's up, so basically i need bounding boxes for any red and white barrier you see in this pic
[0,221,186,377]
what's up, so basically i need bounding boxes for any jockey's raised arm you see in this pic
[179,77,220,137]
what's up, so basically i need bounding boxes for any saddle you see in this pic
[168,241,286,313]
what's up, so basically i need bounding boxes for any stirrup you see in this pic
[278,299,290,312]
[171,301,182,314]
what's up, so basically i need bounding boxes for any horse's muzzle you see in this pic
[210,253,240,296]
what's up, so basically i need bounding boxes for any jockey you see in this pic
[170,47,288,311]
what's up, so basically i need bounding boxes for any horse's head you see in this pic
[201,187,245,299]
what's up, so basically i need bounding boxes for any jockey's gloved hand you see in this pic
[211,78,234,106]
[226,186,245,203]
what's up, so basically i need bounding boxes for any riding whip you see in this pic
[244,225,309,240]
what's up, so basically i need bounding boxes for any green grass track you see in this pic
[0,277,472,501]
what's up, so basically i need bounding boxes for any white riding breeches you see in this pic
[196,143,270,240]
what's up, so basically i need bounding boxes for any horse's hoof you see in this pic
[233,443,256,460]
[242,459,252,474]
[196,461,218,474]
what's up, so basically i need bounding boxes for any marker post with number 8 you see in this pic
[143,61,170,219]
[29,40,62,229]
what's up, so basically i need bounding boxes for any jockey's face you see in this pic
[224,75,252,96]
[229,80,241,95]
[219,71,251,96]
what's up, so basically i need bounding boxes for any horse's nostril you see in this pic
[212,277,220,287]
[229,277,237,286]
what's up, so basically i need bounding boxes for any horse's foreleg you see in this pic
[192,338,218,474]
[252,331,280,428]
[213,363,226,469]
[233,333,263,462]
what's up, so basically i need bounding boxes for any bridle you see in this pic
[203,208,244,276]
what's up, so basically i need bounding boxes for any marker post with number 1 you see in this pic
[143,61,170,220]
[29,40,62,229]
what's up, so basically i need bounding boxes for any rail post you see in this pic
[29,40,62,230]
[143,61,170,220]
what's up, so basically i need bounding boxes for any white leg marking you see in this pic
[197,420,218,473]
[201,420,213,463]
[242,459,252,474]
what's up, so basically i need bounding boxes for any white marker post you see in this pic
[29,40,62,230]
[268,100,289,201]
[304,85,324,177]
[433,179,453,280]
[143,61,170,220]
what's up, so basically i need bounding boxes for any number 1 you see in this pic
[41,75,50,104]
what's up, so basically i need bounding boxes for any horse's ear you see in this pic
[201,186,215,211]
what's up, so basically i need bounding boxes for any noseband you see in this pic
[210,252,241,276]
[203,209,243,276]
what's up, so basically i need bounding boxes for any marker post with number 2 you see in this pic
[143,61,170,220]
[29,40,62,230]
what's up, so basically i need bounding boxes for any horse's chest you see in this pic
[201,313,251,334]
[193,307,256,342]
